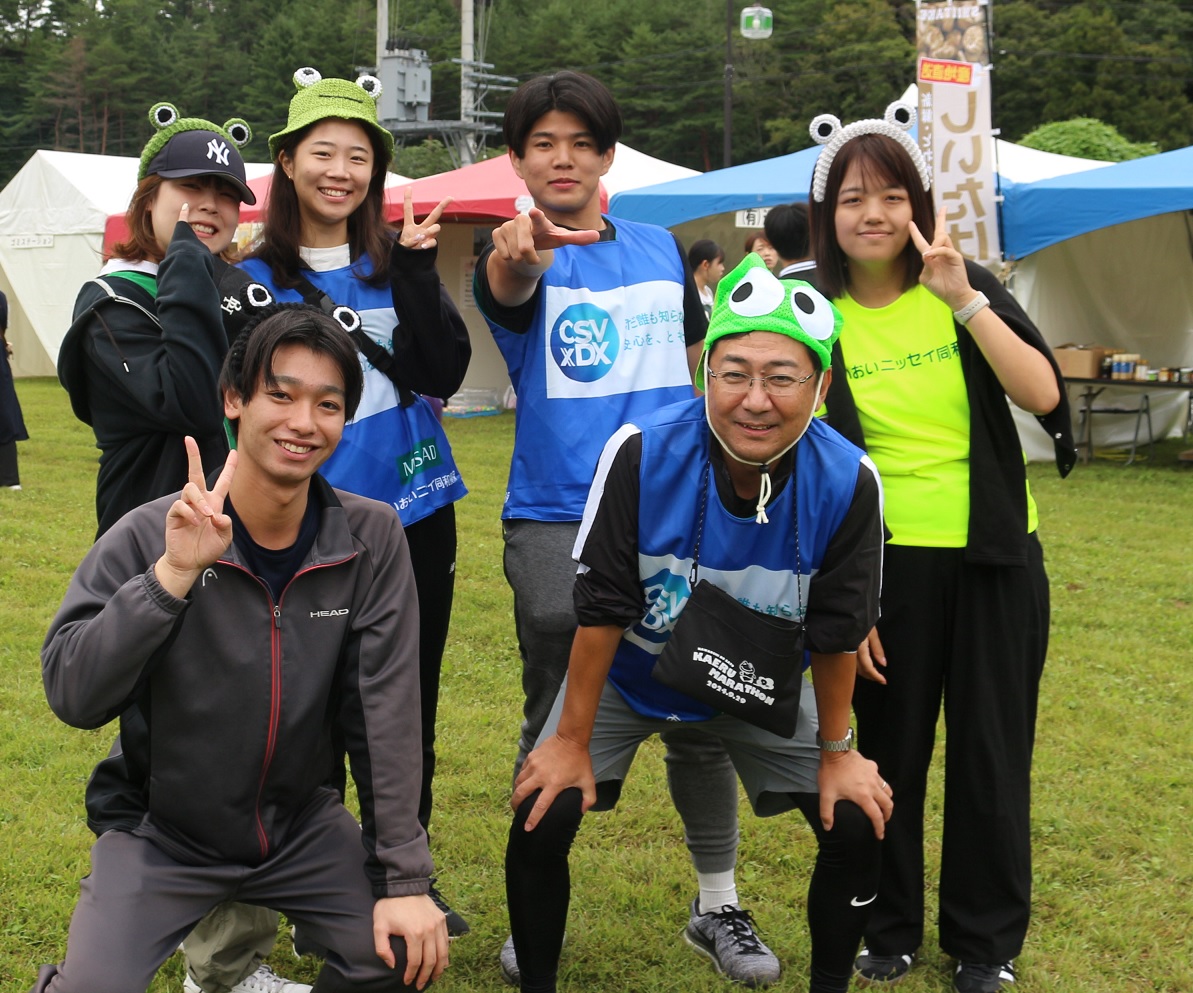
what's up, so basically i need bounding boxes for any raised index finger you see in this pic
[551,226,602,248]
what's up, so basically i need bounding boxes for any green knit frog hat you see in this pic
[268,67,394,163]
[696,253,843,390]
[138,103,255,204]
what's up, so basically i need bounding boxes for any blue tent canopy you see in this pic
[608,146,820,228]
[610,142,1193,260]
[999,144,1193,259]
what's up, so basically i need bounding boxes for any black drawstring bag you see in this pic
[650,462,805,738]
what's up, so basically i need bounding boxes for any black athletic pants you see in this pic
[404,503,457,838]
[506,788,881,993]
[852,538,1048,964]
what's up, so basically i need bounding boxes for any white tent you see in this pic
[604,142,700,197]
[0,150,272,377]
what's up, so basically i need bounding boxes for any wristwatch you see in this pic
[816,727,854,752]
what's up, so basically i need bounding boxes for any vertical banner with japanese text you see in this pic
[916,1,1001,268]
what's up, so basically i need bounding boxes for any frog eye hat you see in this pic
[269,67,394,163]
[697,253,843,391]
[699,253,844,523]
[139,103,256,204]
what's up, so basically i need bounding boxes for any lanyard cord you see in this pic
[688,458,803,620]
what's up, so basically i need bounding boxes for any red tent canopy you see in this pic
[384,153,609,223]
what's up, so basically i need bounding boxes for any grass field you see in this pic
[1,378,1190,993]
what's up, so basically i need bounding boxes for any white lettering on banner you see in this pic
[919,4,983,22]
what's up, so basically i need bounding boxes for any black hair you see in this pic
[251,120,393,291]
[808,133,936,300]
[709,330,823,374]
[503,71,622,157]
[763,202,811,263]
[219,305,364,427]
[687,238,724,270]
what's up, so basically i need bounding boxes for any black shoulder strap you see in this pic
[290,271,416,408]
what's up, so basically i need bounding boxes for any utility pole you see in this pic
[460,0,476,165]
[373,0,503,169]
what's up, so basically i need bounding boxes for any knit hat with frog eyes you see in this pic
[139,103,255,204]
[269,67,394,163]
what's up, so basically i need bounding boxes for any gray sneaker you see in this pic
[684,899,781,988]
[499,932,570,987]
[499,934,520,987]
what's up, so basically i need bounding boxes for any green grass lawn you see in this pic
[1,379,1190,992]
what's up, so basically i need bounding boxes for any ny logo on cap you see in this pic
[206,138,230,165]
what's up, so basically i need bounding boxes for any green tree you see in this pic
[993,0,1193,151]
[1019,118,1158,161]
[394,138,456,178]
[756,0,912,158]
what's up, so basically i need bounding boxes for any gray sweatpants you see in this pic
[31,794,422,993]
[502,518,740,873]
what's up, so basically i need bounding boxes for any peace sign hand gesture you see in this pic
[154,436,238,599]
[909,206,974,312]
[398,189,451,251]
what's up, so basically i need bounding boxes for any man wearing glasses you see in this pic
[504,255,892,993]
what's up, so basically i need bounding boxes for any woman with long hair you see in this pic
[806,103,1075,993]
[238,65,471,928]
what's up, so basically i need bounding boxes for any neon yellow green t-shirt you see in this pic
[835,287,1037,546]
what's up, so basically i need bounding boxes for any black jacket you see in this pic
[820,261,1076,567]
[43,477,432,894]
[58,225,248,537]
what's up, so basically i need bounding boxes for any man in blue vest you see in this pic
[473,71,764,985]
[505,255,892,993]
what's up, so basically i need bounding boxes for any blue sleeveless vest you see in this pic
[487,216,694,521]
[602,397,867,721]
[239,257,466,526]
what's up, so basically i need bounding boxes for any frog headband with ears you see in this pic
[139,104,255,203]
[269,67,394,162]
[697,253,843,391]
[808,101,930,203]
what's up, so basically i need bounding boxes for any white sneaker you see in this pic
[182,964,312,993]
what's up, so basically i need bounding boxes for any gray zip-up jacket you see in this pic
[42,476,432,898]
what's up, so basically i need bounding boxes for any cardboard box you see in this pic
[1052,344,1109,379]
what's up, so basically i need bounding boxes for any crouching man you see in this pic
[505,256,892,993]
[35,305,448,993]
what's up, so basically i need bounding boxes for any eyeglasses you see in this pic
[706,368,817,396]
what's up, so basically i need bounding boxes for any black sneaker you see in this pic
[854,948,915,986]
[954,961,1015,993]
[428,880,470,938]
